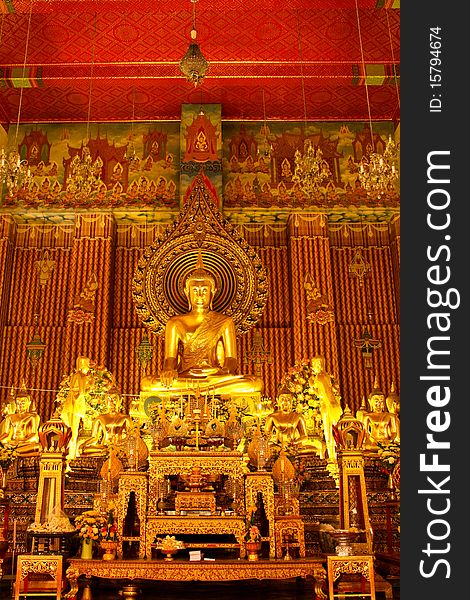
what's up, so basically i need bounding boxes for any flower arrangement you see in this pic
[244,503,262,542]
[279,358,323,435]
[0,441,18,471]
[377,440,400,474]
[74,510,107,542]
[245,525,261,543]
[154,535,185,551]
[101,508,118,542]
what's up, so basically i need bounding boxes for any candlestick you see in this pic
[13,518,17,548]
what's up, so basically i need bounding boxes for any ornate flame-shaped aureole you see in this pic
[132,173,268,336]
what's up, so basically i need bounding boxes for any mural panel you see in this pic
[222,120,399,211]
[0,121,180,210]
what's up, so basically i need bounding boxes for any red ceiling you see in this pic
[0,0,400,126]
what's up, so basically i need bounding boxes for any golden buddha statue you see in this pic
[310,356,343,460]
[385,382,400,418]
[78,390,132,457]
[264,388,323,456]
[141,252,263,396]
[0,387,41,457]
[59,355,93,461]
[361,384,400,449]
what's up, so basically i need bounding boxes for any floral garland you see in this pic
[74,510,107,542]
[55,362,117,430]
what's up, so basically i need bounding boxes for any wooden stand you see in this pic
[14,554,63,600]
[327,555,376,600]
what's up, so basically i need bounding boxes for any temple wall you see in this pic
[0,211,400,421]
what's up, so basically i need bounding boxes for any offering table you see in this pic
[64,557,327,600]
[145,515,247,559]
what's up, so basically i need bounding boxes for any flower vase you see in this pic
[81,539,94,560]
[245,541,262,561]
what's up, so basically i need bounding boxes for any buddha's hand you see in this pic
[160,369,178,388]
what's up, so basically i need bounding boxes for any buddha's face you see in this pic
[77,356,90,373]
[107,393,121,413]
[15,395,31,414]
[369,394,385,413]
[277,393,293,412]
[186,277,215,310]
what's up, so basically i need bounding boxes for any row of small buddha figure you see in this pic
[263,377,399,458]
[0,377,399,464]
[0,384,143,461]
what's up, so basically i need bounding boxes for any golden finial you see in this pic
[196,248,204,269]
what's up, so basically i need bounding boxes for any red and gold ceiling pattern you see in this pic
[0,1,399,124]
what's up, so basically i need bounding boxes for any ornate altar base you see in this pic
[65,557,327,600]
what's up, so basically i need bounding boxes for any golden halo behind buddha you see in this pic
[132,173,268,335]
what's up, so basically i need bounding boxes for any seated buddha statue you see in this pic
[141,252,263,396]
[361,385,400,449]
[0,387,41,457]
[264,387,323,456]
[78,389,132,457]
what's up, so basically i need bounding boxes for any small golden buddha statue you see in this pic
[79,390,132,457]
[141,252,263,396]
[361,383,400,449]
[0,387,41,457]
[265,388,323,456]
[59,355,94,461]
[385,382,400,418]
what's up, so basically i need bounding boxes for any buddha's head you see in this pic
[106,389,122,413]
[276,386,294,412]
[15,391,32,414]
[76,355,91,373]
[368,377,385,413]
[184,251,217,310]
[368,392,385,413]
[310,356,325,373]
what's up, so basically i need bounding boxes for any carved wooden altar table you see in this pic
[145,515,247,559]
[65,557,327,600]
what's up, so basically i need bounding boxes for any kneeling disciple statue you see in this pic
[265,387,324,456]
[0,386,41,457]
[141,251,263,396]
